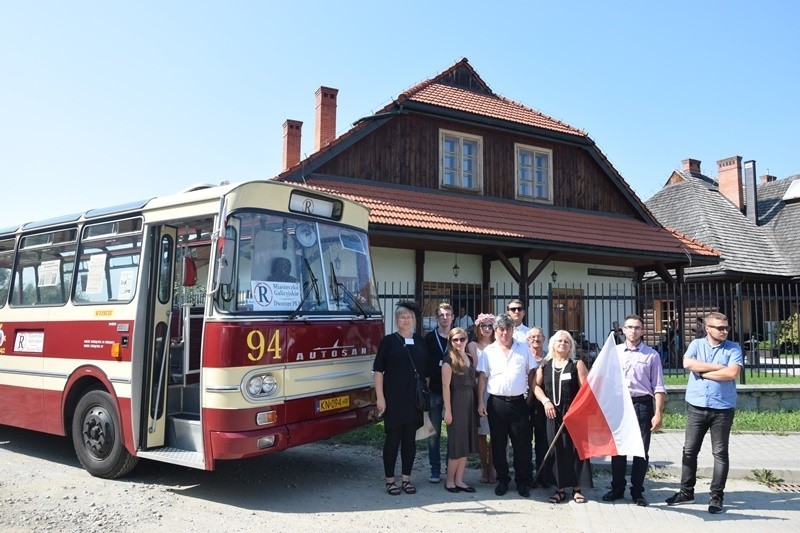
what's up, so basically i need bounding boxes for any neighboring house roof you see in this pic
[758,174,800,274]
[305,176,717,266]
[646,174,793,279]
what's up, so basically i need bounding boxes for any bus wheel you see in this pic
[72,389,139,479]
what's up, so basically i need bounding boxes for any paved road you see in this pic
[1,425,799,532]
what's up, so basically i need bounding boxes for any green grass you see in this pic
[664,373,800,386]
[662,410,800,432]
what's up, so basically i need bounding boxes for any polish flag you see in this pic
[562,333,645,460]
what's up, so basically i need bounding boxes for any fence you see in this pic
[377,279,800,382]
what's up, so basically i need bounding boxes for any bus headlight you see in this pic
[244,372,278,400]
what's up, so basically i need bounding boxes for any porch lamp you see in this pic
[334,255,342,269]
[551,263,558,283]
[452,253,460,278]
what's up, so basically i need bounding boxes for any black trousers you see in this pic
[531,400,556,486]
[383,422,417,478]
[610,396,654,495]
[488,395,532,487]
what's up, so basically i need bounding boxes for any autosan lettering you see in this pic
[295,343,368,361]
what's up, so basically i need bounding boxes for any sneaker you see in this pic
[602,489,625,502]
[708,496,723,514]
[632,494,649,507]
[665,491,695,506]
[428,473,440,483]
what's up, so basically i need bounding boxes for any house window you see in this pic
[440,130,482,191]
[515,144,552,202]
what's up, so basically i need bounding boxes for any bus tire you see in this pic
[72,389,139,479]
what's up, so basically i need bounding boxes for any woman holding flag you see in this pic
[534,330,593,503]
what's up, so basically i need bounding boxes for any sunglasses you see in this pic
[451,337,467,343]
[479,324,493,329]
[507,307,524,312]
[707,325,730,332]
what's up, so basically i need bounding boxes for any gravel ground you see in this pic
[2,424,799,532]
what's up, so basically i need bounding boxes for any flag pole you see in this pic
[532,420,566,485]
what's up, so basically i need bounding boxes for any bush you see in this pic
[777,312,800,354]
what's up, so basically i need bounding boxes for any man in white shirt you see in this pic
[477,314,538,498]
[455,307,474,334]
[507,298,529,344]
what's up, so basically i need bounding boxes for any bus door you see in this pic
[144,226,177,448]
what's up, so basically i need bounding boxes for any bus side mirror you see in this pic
[216,240,235,286]
[182,257,197,287]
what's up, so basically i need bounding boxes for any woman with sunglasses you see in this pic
[442,327,478,493]
[467,313,495,483]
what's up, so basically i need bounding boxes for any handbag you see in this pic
[404,341,429,412]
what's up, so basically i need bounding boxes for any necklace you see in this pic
[551,358,567,407]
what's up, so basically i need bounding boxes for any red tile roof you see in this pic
[304,178,719,259]
[389,58,586,137]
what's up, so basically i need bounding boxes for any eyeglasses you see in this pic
[507,307,524,312]
[451,337,467,343]
[623,325,642,330]
[707,325,730,332]
[479,324,493,329]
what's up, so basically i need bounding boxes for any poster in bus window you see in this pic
[84,254,107,294]
[251,280,301,311]
[118,270,134,299]
[38,259,61,287]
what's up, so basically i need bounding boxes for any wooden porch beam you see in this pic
[495,249,520,283]
[526,252,554,285]
[654,263,674,285]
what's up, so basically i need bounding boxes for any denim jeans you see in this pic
[680,403,735,499]
[611,397,654,495]
[427,393,444,476]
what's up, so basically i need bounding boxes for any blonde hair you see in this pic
[447,327,470,374]
[545,330,576,361]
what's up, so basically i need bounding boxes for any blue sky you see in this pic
[1,1,798,227]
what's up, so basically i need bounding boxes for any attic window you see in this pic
[439,129,482,192]
[783,179,800,203]
[515,143,553,203]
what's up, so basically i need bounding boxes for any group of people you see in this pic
[373,301,742,514]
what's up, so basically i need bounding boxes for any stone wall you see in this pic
[665,385,800,413]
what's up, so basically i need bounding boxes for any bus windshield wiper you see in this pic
[289,259,320,319]
[329,260,369,318]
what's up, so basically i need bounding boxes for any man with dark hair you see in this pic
[666,311,742,514]
[477,314,537,498]
[424,302,453,483]
[603,314,665,507]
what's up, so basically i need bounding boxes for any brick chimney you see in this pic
[760,174,777,184]
[282,119,303,171]
[682,158,701,174]
[315,86,338,151]
[717,156,743,211]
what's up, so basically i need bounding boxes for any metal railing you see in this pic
[377,280,800,381]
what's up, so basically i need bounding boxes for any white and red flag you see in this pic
[562,333,645,460]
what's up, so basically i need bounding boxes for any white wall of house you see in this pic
[370,246,635,341]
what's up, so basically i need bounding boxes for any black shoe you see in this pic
[444,484,460,493]
[602,489,625,502]
[518,485,531,498]
[457,484,476,493]
[632,494,648,507]
[665,491,695,506]
[708,496,723,514]
[495,481,509,496]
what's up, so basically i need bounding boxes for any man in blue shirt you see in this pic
[666,312,743,514]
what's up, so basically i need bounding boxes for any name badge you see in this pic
[561,372,571,381]
[405,338,414,345]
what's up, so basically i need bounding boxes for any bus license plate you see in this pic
[318,395,350,413]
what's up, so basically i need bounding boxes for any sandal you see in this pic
[386,482,401,496]
[572,489,586,504]
[401,480,417,494]
[548,490,567,504]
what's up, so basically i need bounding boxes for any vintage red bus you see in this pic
[0,181,384,477]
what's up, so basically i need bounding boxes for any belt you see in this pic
[631,395,653,404]
[491,394,524,402]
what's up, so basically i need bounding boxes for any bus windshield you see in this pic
[216,210,380,316]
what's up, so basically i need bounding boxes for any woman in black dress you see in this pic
[442,327,478,493]
[533,329,592,503]
[373,301,428,496]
